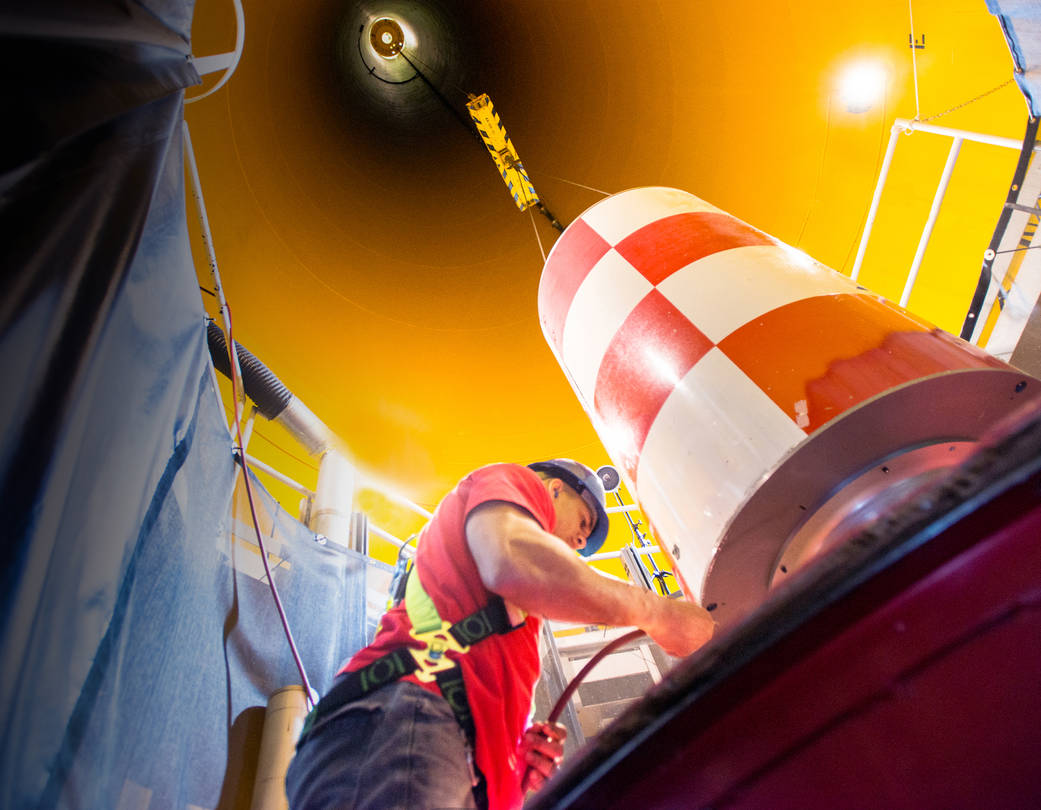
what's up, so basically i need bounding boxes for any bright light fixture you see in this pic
[838,61,886,113]
[369,17,405,58]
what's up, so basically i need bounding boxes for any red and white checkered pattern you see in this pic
[538,187,1001,595]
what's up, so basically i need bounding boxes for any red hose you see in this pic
[523,629,647,792]
[547,629,646,723]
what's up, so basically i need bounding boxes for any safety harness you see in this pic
[298,562,514,752]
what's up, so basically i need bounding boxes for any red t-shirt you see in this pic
[341,463,554,809]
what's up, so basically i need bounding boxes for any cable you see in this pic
[917,78,1014,124]
[651,570,676,596]
[541,174,612,197]
[841,86,889,275]
[383,51,567,235]
[995,244,1041,255]
[795,93,832,247]
[226,306,316,710]
[905,0,1011,126]
[529,208,547,263]
[398,46,470,100]
[522,629,646,788]
[396,49,480,143]
[613,491,672,596]
[251,429,320,473]
[547,629,646,723]
[186,121,316,708]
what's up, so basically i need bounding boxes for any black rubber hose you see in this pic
[206,319,293,420]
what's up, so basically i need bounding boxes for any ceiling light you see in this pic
[838,61,886,113]
[370,17,405,59]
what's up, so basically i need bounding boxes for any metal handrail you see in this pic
[185,0,245,105]
[850,117,1041,339]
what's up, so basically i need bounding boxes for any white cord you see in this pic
[543,174,611,197]
[184,121,316,710]
[909,0,921,120]
[530,208,547,263]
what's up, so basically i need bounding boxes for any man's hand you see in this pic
[645,596,715,658]
[519,721,567,794]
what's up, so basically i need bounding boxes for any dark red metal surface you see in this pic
[530,402,1041,809]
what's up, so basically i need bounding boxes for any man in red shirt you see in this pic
[287,459,715,809]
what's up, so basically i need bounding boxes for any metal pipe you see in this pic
[369,523,411,551]
[851,124,901,281]
[901,136,962,307]
[186,0,245,104]
[188,122,319,708]
[584,545,661,562]
[620,545,656,591]
[244,453,314,497]
[367,522,653,565]
[240,405,258,453]
[369,486,434,520]
[612,491,671,594]
[613,492,649,546]
[851,119,1039,284]
[276,397,335,457]
[311,450,354,548]
[378,489,430,520]
[892,118,1041,152]
[250,686,310,810]
[193,51,236,76]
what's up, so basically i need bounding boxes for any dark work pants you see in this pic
[286,681,478,810]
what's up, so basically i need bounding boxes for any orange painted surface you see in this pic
[718,294,1006,432]
[186,0,1028,573]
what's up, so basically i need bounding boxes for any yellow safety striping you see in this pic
[466,93,541,212]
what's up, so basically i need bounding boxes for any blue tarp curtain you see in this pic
[0,2,368,807]
[988,0,1041,117]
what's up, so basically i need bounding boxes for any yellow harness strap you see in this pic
[403,566,471,682]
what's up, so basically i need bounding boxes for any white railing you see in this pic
[185,0,245,105]
[851,117,1041,338]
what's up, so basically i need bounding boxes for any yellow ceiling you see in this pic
[185,0,1027,571]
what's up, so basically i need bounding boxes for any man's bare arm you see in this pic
[465,502,714,657]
